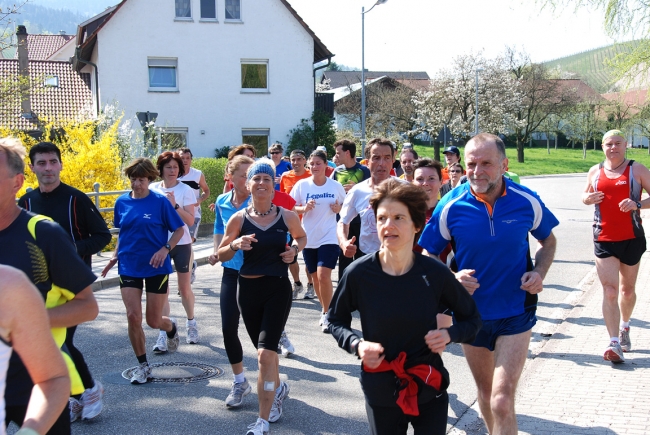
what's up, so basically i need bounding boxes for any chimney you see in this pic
[16,25,32,118]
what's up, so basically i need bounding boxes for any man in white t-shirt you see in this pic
[338,138,397,257]
[178,148,210,283]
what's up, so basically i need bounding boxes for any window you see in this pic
[175,0,191,19]
[200,0,216,19]
[242,128,269,156]
[44,75,59,87]
[225,0,241,20]
[155,127,188,150]
[241,60,268,92]
[148,58,178,92]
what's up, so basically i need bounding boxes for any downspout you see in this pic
[313,56,332,104]
[74,46,100,117]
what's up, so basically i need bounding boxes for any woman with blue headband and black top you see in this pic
[217,158,307,435]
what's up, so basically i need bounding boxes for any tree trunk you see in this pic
[546,135,550,155]
[434,142,441,163]
[583,137,587,159]
[594,138,597,150]
[555,134,558,150]
[517,135,525,163]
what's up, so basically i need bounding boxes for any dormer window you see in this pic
[44,76,59,87]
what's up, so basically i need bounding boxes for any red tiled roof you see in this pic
[13,34,75,60]
[602,89,648,106]
[551,79,605,103]
[0,59,93,131]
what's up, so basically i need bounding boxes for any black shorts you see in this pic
[594,237,646,266]
[170,243,192,273]
[119,274,169,294]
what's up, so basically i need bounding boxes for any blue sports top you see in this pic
[214,191,251,271]
[113,190,184,277]
[418,178,559,321]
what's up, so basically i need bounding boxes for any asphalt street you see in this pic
[7,173,605,435]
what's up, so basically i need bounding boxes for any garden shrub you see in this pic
[192,157,227,224]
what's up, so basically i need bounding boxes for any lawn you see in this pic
[412,144,650,177]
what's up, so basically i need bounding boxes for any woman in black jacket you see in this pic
[329,179,482,435]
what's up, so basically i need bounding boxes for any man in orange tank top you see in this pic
[583,130,650,363]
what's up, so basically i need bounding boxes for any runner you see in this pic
[18,141,110,421]
[0,265,70,435]
[217,158,306,435]
[290,150,346,333]
[178,147,210,284]
[329,180,481,435]
[419,133,558,434]
[150,151,199,349]
[582,129,650,363]
[0,137,99,434]
[101,158,185,385]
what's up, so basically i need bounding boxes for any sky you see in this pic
[286,0,618,74]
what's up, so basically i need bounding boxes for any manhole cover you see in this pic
[122,362,224,383]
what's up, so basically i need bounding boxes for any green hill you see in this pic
[543,41,641,92]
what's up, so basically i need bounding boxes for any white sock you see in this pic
[187,318,197,326]
[611,337,620,343]
[234,372,245,384]
[275,383,283,395]
[620,321,630,329]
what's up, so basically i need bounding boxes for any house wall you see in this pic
[94,0,315,157]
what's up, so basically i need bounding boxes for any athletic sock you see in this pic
[610,337,620,344]
[275,383,283,395]
[187,318,196,326]
[295,281,302,286]
[620,321,630,329]
[234,372,246,384]
[166,323,177,339]
[137,354,148,364]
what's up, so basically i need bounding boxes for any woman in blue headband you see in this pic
[217,158,307,435]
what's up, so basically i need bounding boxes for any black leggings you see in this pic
[237,275,291,351]
[65,325,94,391]
[221,267,243,364]
[365,392,449,435]
[6,404,70,435]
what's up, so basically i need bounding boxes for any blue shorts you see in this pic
[303,244,340,274]
[470,310,536,351]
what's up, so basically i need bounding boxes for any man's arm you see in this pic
[521,231,557,294]
[47,286,99,328]
[75,195,112,257]
[198,172,211,205]
[581,165,603,206]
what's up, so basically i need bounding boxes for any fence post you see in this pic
[93,182,101,210]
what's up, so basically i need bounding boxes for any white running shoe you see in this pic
[246,418,269,435]
[167,318,180,353]
[130,362,151,384]
[604,341,625,363]
[278,331,294,357]
[225,379,251,407]
[268,381,290,423]
[80,380,104,420]
[303,283,315,299]
[321,318,331,334]
[292,282,304,299]
[153,332,167,354]
[186,320,200,344]
[69,397,83,422]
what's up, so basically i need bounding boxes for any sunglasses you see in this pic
[269,151,281,155]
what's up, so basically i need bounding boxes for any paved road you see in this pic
[7,173,605,435]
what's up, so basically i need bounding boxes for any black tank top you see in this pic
[239,206,290,277]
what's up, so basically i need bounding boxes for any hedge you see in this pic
[192,157,227,224]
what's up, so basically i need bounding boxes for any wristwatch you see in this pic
[636,201,642,210]
[174,203,180,210]
[164,243,171,251]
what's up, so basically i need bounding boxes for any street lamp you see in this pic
[361,0,388,158]
[475,68,484,136]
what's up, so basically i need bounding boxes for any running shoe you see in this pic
[186,320,200,344]
[278,331,294,357]
[167,318,180,353]
[69,397,83,422]
[292,282,303,299]
[130,362,151,384]
[620,327,631,352]
[80,380,104,420]
[153,331,167,354]
[268,381,290,423]
[246,418,269,435]
[225,379,251,408]
[191,260,197,284]
[303,283,315,299]
[321,318,331,334]
[603,341,625,363]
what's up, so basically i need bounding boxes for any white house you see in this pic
[72,0,333,157]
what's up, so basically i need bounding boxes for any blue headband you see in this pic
[247,159,276,181]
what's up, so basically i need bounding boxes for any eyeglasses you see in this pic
[269,151,281,155]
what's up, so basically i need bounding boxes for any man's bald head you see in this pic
[465,133,507,161]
